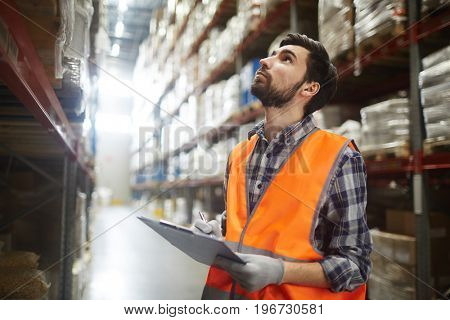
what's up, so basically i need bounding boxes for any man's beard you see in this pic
[251,72,305,108]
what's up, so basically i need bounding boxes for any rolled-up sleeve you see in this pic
[317,149,372,292]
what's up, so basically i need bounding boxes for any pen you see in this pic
[199,211,207,222]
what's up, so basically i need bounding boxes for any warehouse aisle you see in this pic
[83,206,209,299]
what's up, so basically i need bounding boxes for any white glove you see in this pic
[215,253,284,292]
[191,219,223,239]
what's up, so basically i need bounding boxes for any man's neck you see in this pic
[263,101,305,142]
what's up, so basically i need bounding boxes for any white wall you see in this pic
[95,130,131,204]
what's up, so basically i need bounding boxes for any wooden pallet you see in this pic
[332,48,356,66]
[357,22,406,57]
[361,141,410,160]
[424,137,450,155]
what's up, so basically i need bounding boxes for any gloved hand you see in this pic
[215,253,284,292]
[191,219,223,239]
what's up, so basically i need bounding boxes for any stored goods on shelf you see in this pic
[354,0,406,46]
[369,229,416,299]
[13,0,66,87]
[422,0,449,13]
[328,120,362,147]
[422,45,450,69]
[420,47,450,140]
[369,226,450,299]
[368,273,415,299]
[0,268,50,299]
[354,0,406,74]
[360,98,410,151]
[0,251,39,269]
[385,209,450,238]
[318,0,354,61]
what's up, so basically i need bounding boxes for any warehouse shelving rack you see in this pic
[0,0,94,299]
[131,0,449,299]
[132,0,293,173]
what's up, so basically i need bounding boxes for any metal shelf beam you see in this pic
[0,0,92,177]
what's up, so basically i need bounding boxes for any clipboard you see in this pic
[138,216,245,266]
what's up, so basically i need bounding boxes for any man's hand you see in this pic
[215,253,284,292]
[191,219,223,239]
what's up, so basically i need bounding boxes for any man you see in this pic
[194,33,372,299]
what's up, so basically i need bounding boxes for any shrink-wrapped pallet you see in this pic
[360,98,410,150]
[354,0,406,46]
[319,0,355,61]
[420,46,450,140]
[13,0,70,88]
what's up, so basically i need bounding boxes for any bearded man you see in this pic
[194,33,372,300]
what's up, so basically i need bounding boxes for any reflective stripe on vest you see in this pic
[203,129,366,300]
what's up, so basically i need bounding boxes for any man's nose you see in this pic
[260,56,271,69]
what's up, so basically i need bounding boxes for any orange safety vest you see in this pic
[202,128,366,300]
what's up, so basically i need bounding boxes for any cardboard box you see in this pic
[386,209,450,238]
[370,228,450,296]
[368,273,415,300]
[371,229,416,266]
[371,251,416,287]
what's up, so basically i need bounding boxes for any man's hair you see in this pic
[279,33,338,115]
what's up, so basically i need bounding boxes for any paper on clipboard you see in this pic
[137,216,244,266]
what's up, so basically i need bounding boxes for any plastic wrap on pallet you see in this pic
[58,0,75,78]
[424,104,450,123]
[13,0,73,86]
[61,0,93,96]
[360,98,410,149]
[426,121,450,139]
[422,0,449,13]
[354,0,406,45]
[419,60,450,89]
[64,1,93,60]
[421,82,450,107]
[422,45,450,69]
[319,0,354,60]
[319,0,353,19]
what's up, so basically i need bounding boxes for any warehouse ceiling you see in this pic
[105,0,164,63]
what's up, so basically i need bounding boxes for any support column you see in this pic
[59,156,78,299]
[408,0,432,299]
[290,0,298,33]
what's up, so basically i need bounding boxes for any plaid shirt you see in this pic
[224,114,372,292]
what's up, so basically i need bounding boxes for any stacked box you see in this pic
[419,46,450,140]
[354,0,406,46]
[360,98,409,150]
[354,0,406,74]
[369,229,417,299]
[13,0,66,88]
[319,0,355,61]
[370,209,450,299]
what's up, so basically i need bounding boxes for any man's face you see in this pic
[251,45,309,108]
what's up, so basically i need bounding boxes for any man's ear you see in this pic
[302,82,320,97]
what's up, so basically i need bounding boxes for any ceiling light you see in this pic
[115,21,124,37]
[118,0,128,12]
[111,43,120,57]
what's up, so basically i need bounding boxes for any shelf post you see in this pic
[59,156,78,299]
[290,0,298,33]
[408,0,432,299]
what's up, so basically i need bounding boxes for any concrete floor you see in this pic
[83,206,209,299]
